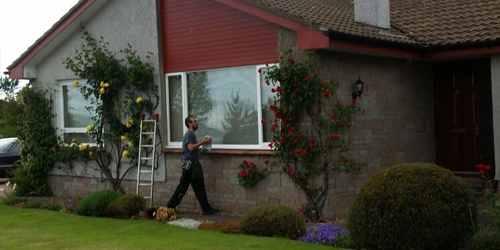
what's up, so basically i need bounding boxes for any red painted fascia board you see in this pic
[329,39,422,59]
[214,0,329,50]
[7,0,95,79]
[424,46,500,59]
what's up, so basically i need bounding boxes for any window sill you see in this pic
[162,148,274,155]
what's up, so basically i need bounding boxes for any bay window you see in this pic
[166,65,275,149]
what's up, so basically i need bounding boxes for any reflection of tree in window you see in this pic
[222,90,258,144]
[187,72,213,123]
[262,96,274,142]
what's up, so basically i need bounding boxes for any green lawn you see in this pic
[0,205,341,250]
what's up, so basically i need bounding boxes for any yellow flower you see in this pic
[136,97,143,103]
[100,87,105,94]
[93,60,97,64]
[128,141,133,147]
[86,125,92,132]
[71,138,77,143]
[126,122,132,128]
[73,81,79,87]
[149,135,154,139]
[121,135,127,141]
[128,119,134,124]
[100,81,104,87]
[89,151,94,156]
[79,145,88,151]
[122,150,129,158]
[104,82,109,88]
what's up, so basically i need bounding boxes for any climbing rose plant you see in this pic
[237,160,269,188]
[263,53,361,221]
[64,30,159,193]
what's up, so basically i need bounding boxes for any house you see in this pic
[6,0,500,219]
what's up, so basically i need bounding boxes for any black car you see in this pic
[0,138,20,178]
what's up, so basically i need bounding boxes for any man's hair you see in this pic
[185,116,194,128]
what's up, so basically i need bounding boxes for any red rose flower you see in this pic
[279,137,285,143]
[479,170,486,175]
[352,99,357,104]
[276,86,282,92]
[324,89,331,97]
[286,166,292,173]
[291,171,297,178]
[258,68,262,73]
[476,163,485,169]
[305,76,311,81]
[240,170,247,177]
[261,119,265,124]
[271,88,277,93]
[485,165,492,171]
[264,159,269,164]
[331,114,336,120]
[265,80,269,85]
[268,142,273,148]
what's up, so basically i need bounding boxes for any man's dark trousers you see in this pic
[167,161,211,212]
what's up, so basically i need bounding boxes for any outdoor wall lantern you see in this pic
[352,77,365,100]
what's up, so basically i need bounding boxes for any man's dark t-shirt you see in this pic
[182,130,199,163]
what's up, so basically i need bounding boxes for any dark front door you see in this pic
[434,60,489,172]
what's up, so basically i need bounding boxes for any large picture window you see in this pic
[58,81,95,144]
[166,65,274,149]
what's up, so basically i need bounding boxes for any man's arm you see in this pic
[187,137,212,151]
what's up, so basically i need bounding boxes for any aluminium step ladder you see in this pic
[136,118,158,207]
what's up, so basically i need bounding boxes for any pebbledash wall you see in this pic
[48,28,435,220]
[45,0,435,219]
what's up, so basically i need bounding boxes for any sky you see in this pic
[0,0,79,74]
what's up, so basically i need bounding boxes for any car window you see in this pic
[0,138,17,153]
[11,142,20,154]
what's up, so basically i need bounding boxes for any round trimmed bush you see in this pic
[74,189,120,217]
[347,163,476,250]
[104,194,146,219]
[239,205,305,239]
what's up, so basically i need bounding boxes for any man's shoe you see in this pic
[202,208,220,215]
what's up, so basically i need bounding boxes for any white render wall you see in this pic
[491,55,500,181]
[34,0,166,182]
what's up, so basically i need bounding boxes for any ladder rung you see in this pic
[140,170,153,173]
[141,145,154,148]
[141,157,153,160]
[143,196,151,199]
[142,132,155,135]
[139,183,152,186]
[142,120,156,123]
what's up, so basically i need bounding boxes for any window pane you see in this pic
[63,133,93,144]
[260,68,275,143]
[63,85,93,128]
[187,66,258,145]
[168,75,184,142]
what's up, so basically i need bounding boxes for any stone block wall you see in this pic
[48,48,435,219]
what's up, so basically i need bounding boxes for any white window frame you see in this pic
[165,64,275,149]
[57,80,96,146]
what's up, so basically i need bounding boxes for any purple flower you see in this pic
[298,224,348,246]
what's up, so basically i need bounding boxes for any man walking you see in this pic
[167,116,219,215]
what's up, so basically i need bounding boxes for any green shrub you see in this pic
[334,235,355,249]
[23,201,44,209]
[239,205,305,239]
[347,163,476,250]
[0,193,26,206]
[74,190,120,217]
[104,194,146,219]
[472,234,500,250]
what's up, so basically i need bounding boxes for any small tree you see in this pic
[264,52,361,221]
[64,30,159,193]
